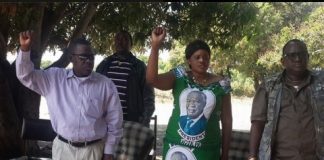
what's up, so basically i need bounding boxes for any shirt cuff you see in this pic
[19,49,31,61]
[250,116,267,122]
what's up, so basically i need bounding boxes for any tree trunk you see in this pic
[0,58,24,159]
[0,13,9,59]
[13,4,46,157]
[0,13,25,158]
[0,3,99,158]
[45,3,98,69]
[253,76,260,91]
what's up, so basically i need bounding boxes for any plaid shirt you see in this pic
[228,130,250,160]
[115,121,154,160]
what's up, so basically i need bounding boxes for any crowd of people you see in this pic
[15,26,324,160]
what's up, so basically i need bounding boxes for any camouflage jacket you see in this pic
[258,70,324,160]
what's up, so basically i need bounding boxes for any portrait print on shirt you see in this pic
[178,88,216,142]
[165,145,196,160]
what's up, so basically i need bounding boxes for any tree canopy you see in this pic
[0,2,323,158]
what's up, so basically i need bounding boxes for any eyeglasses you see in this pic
[72,53,95,62]
[283,52,308,60]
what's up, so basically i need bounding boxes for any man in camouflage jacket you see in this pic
[249,39,324,160]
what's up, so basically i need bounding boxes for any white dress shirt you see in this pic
[16,50,123,154]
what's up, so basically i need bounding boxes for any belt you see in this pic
[57,135,101,147]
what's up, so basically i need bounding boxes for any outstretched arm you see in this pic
[16,30,51,96]
[146,27,175,90]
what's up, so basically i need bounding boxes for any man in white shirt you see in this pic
[16,30,123,160]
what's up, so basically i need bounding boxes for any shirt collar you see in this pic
[187,113,204,123]
[282,69,312,87]
[66,69,97,81]
[112,51,135,60]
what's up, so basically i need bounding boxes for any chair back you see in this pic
[116,121,155,160]
[21,118,56,141]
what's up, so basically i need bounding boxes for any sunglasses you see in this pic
[72,53,95,61]
[283,52,308,60]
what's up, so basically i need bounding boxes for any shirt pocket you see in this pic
[84,97,104,119]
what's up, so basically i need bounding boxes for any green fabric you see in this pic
[162,66,231,160]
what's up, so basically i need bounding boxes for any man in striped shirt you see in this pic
[96,31,155,127]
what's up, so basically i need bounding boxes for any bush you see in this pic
[230,69,255,97]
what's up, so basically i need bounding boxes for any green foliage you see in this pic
[223,2,320,92]
[297,6,324,70]
[230,69,255,97]
[137,52,170,73]
[3,2,324,98]
[167,2,257,49]
[90,2,170,55]
[267,6,324,71]
[40,60,52,69]
[168,40,186,70]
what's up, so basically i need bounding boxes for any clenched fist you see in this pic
[19,30,33,52]
[151,27,166,49]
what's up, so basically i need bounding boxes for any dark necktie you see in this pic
[184,119,194,133]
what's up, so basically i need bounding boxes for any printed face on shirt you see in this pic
[186,91,206,119]
[165,146,197,160]
[71,44,95,77]
[171,151,188,160]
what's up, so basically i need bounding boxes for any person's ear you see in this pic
[69,54,73,62]
[280,57,287,69]
[280,57,284,65]
[186,59,191,69]
[65,48,73,62]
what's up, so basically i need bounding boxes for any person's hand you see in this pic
[102,154,114,160]
[19,30,33,52]
[151,26,166,49]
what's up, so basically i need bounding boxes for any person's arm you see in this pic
[16,30,50,96]
[141,79,155,127]
[102,154,114,160]
[221,94,232,160]
[103,81,123,158]
[248,120,265,160]
[146,27,175,90]
[248,82,268,160]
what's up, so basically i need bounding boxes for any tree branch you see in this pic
[45,3,98,69]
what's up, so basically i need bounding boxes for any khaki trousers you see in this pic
[52,137,105,160]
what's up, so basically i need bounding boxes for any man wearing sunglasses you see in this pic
[16,30,123,160]
[249,39,324,160]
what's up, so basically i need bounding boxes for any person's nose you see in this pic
[84,59,94,65]
[292,55,302,61]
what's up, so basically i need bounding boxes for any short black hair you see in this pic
[115,30,133,47]
[67,38,91,54]
[185,40,211,60]
[282,39,308,56]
